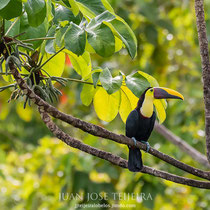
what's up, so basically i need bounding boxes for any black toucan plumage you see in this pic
[126,87,184,172]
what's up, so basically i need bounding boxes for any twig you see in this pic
[154,122,210,168]
[38,107,210,189]
[21,37,55,42]
[195,0,210,162]
[39,47,65,69]
[8,62,210,181]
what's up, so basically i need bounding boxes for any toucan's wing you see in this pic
[144,111,156,140]
[126,109,139,138]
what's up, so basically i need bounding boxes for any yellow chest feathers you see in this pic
[140,92,154,118]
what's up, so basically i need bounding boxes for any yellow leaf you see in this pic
[65,50,91,79]
[115,36,123,52]
[119,86,138,123]
[154,99,166,124]
[42,52,65,78]
[80,83,96,106]
[101,0,115,14]
[138,71,159,87]
[93,88,120,122]
[76,2,95,20]
[16,103,33,122]
[68,0,79,16]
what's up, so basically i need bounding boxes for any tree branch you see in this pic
[9,62,210,181]
[38,107,210,189]
[154,122,210,168]
[195,0,210,162]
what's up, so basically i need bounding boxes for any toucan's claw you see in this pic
[131,137,137,146]
[141,141,150,152]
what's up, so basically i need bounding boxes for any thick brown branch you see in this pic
[9,62,210,181]
[39,108,210,189]
[195,0,210,162]
[154,122,210,168]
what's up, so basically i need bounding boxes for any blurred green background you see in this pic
[0,0,210,209]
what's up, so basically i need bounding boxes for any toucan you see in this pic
[126,87,184,172]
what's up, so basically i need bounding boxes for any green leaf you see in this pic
[137,71,159,87]
[25,0,46,27]
[76,0,106,16]
[64,23,86,56]
[45,26,56,54]
[93,87,120,122]
[5,19,20,37]
[55,26,68,48]
[0,0,10,10]
[46,0,54,22]
[86,23,115,57]
[19,13,47,49]
[107,17,137,59]
[87,11,115,28]
[0,0,22,20]
[80,82,96,106]
[92,69,102,88]
[53,5,80,25]
[62,0,71,7]
[125,72,150,97]
[68,0,79,16]
[99,68,122,94]
[65,50,91,78]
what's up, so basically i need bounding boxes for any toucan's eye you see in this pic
[150,89,153,92]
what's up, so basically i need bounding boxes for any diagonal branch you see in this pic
[38,107,210,189]
[195,0,210,162]
[154,122,210,168]
[9,62,210,181]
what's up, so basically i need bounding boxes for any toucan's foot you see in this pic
[141,141,150,152]
[131,137,137,147]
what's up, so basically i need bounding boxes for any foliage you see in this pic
[0,0,210,209]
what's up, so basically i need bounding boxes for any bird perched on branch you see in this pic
[126,87,184,172]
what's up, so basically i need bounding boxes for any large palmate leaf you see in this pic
[85,11,116,57]
[99,68,123,94]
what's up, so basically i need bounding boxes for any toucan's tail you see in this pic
[128,148,143,172]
